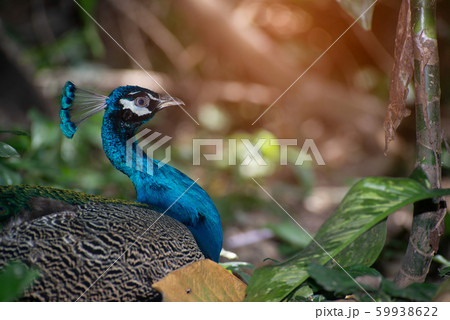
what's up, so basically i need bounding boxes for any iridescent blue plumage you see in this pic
[60,81,108,139]
[60,81,77,138]
[59,81,222,262]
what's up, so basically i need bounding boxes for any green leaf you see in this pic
[409,166,431,188]
[381,280,437,302]
[0,142,20,158]
[307,263,381,296]
[220,261,255,284]
[0,129,29,136]
[439,266,450,277]
[311,294,327,302]
[290,285,314,301]
[308,264,358,295]
[0,262,40,301]
[433,254,450,267]
[330,221,386,267]
[336,0,376,30]
[306,264,437,301]
[246,177,450,301]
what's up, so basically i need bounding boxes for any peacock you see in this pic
[0,81,222,301]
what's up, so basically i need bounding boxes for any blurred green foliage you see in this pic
[0,0,448,302]
[0,109,131,198]
[0,262,40,302]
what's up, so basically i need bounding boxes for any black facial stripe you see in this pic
[119,108,151,123]
[121,109,135,122]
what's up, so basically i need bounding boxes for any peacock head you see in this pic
[60,81,183,139]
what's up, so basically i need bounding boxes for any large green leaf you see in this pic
[246,177,450,301]
[336,0,377,30]
[330,220,386,267]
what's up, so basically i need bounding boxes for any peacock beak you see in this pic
[155,94,185,113]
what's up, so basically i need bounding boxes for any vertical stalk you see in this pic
[395,0,446,287]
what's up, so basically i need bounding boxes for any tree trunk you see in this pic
[395,0,446,287]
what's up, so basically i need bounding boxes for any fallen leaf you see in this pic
[152,259,247,302]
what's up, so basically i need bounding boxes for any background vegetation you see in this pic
[1,0,450,301]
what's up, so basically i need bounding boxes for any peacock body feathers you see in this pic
[0,186,204,301]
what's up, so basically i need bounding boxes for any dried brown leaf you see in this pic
[152,259,247,302]
[384,0,413,154]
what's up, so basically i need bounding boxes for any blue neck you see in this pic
[101,113,222,261]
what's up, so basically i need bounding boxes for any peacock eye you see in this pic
[134,95,150,108]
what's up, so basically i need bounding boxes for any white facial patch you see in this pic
[120,97,152,116]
